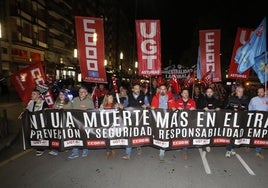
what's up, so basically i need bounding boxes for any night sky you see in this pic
[120,0,266,69]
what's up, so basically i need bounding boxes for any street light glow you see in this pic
[104,59,107,66]
[135,61,138,68]
[73,49,77,58]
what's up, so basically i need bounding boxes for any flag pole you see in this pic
[265,51,267,95]
[149,76,152,95]
[265,17,267,95]
[192,82,195,99]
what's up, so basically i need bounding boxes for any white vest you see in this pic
[26,99,45,112]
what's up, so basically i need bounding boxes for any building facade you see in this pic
[0,0,134,88]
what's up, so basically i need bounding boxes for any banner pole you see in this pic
[18,111,26,150]
[21,125,26,150]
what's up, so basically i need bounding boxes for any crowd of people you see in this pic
[23,79,268,161]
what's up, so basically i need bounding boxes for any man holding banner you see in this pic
[248,86,268,159]
[176,88,197,160]
[68,86,95,159]
[225,85,249,158]
[24,88,49,156]
[122,83,150,160]
[151,84,177,161]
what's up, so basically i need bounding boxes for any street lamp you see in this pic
[73,48,77,58]
[120,51,123,59]
[104,59,107,66]
[73,48,78,82]
[119,51,123,76]
[135,61,138,74]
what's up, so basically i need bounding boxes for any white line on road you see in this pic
[198,148,211,174]
[235,153,256,176]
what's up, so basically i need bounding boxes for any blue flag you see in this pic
[235,17,267,74]
[252,52,268,84]
[197,46,201,80]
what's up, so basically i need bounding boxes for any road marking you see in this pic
[198,148,211,174]
[0,149,33,168]
[235,153,256,176]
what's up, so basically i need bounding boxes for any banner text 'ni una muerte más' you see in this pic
[22,108,268,151]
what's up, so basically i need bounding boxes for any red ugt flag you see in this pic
[136,20,162,76]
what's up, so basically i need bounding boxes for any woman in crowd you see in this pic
[48,90,71,156]
[100,92,123,159]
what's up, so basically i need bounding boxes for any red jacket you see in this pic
[176,98,196,109]
[151,90,177,109]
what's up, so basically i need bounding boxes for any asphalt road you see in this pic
[0,134,267,188]
[0,95,268,188]
[0,95,267,188]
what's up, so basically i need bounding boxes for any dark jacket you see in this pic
[127,91,147,107]
[193,93,205,109]
[199,96,221,110]
[225,95,249,111]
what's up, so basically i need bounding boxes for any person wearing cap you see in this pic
[25,88,49,156]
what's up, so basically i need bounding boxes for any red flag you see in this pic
[228,28,253,80]
[156,76,165,87]
[200,69,213,87]
[199,29,221,82]
[10,62,54,107]
[169,74,181,94]
[135,20,162,76]
[91,86,99,108]
[184,71,195,88]
[75,16,107,83]
[111,77,120,103]
[111,77,118,93]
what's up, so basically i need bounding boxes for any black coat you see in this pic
[199,96,221,110]
[225,95,249,111]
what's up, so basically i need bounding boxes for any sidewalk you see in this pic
[0,88,24,152]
